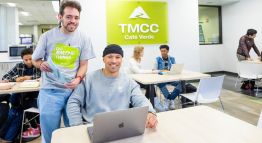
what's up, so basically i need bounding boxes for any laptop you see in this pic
[87,106,149,143]
[166,63,184,75]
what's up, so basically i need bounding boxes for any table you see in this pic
[0,82,40,94]
[51,106,262,143]
[131,70,210,106]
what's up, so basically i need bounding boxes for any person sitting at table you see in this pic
[153,45,182,110]
[67,44,157,128]
[0,48,41,143]
[128,45,159,74]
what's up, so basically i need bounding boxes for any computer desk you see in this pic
[0,82,40,94]
[130,70,210,107]
[51,106,262,143]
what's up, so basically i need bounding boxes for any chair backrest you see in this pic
[258,110,262,128]
[237,61,262,79]
[196,75,224,101]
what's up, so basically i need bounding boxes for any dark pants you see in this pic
[0,91,39,142]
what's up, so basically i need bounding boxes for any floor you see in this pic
[28,73,262,143]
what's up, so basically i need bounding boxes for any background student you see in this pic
[236,29,260,61]
[153,45,182,110]
[0,48,41,143]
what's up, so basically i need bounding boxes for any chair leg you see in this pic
[235,76,240,89]
[219,97,224,112]
[20,111,26,143]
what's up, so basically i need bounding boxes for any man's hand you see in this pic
[24,76,32,80]
[16,77,25,82]
[40,61,52,72]
[64,77,81,89]
[247,57,253,61]
[146,112,158,128]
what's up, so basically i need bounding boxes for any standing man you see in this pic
[153,45,182,110]
[67,44,157,128]
[32,1,95,143]
[236,29,260,61]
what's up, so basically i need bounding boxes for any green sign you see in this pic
[106,0,168,45]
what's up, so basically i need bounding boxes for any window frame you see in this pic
[199,5,222,45]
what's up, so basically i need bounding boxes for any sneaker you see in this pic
[169,100,175,110]
[22,127,41,138]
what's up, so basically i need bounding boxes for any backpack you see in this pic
[0,94,10,129]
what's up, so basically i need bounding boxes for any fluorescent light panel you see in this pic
[52,1,59,13]
[7,3,16,7]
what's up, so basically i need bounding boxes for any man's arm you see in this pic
[65,60,88,89]
[253,43,261,57]
[130,80,158,128]
[66,81,86,126]
[2,63,20,82]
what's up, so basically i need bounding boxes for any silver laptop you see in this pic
[167,64,184,75]
[87,106,149,143]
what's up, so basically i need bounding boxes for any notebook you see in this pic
[87,106,148,143]
[19,80,40,88]
[167,63,184,75]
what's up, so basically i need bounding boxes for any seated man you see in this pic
[153,45,182,110]
[0,48,41,143]
[67,44,157,128]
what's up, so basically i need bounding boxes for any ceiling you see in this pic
[0,0,241,26]
[0,0,59,25]
[199,0,240,5]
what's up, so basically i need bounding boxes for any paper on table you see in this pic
[0,82,15,90]
[20,81,40,88]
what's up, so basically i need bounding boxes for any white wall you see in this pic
[78,0,200,72]
[200,0,262,73]
[222,0,262,73]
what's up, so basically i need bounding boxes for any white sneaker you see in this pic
[169,100,175,110]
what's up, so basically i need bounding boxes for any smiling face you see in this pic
[103,53,122,76]
[59,7,80,34]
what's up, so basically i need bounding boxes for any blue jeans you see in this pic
[158,81,182,100]
[0,92,38,142]
[38,89,72,143]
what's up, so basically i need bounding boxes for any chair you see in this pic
[180,75,225,111]
[258,110,262,128]
[235,61,262,96]
[20,107,40,143]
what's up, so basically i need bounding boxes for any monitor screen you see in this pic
[20,37,33,44]
[9,46,27,57]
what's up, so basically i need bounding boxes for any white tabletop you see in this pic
[131,70,210,84]
[0,82,40,94]
[51,106,262,143]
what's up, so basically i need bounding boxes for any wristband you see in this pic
[76,75,83,81]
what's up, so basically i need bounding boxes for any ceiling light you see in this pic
[52,1,59,13]
[20,11,30,16]
[7,3,16,7]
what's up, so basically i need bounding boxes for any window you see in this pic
[199,6,222,45]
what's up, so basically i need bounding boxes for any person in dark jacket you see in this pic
[236,29,261,61]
